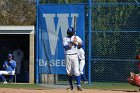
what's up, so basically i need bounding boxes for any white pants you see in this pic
[65,54,80,76]
[79,60,85,74]
[0,71,15,75]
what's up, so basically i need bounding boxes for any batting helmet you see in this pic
[8,53,12,58]
[67,27,75,37]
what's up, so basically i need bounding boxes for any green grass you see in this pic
[82,82,139,90]
[0,82,139,91]
[57,81,140,90]
[0,84,48,89]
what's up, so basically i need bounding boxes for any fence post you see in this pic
[35,0,39,84]
[88,0,92,83]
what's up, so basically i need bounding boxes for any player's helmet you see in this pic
[8,53,12,58]
[67,27,75,37]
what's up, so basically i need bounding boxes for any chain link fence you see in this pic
[38,0,140,84]
[86,3,140,83]
[87,32,140,82]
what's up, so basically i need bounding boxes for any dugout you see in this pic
[0,26,34,83]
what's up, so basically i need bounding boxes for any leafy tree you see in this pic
[0,0,36,25]
[91,1,139,57]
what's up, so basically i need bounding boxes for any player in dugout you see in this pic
[0,53,16,83]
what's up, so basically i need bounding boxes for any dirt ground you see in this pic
[0,88,139,93]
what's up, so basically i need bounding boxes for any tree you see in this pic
[0,0,36,25]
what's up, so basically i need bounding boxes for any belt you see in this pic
[79,59,85,61]
[66,53,77,55]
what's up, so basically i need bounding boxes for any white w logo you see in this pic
[43,13,78,55]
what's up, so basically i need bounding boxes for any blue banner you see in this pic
[38,4,85,74]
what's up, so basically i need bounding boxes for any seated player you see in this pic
[0,53,16,83]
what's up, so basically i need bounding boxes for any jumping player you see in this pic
[77,43,88,83]
[63,27,83,91]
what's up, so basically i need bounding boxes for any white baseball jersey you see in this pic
[77,48,85,60]
[77,48,85,74]
[63,35,82,54]
[63,35,82,76]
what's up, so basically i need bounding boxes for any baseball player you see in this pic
[63,27,83,91]
[0,53,16,83]
[77,43,88,83]
[128,54,140,90]
[12,46,24,75]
